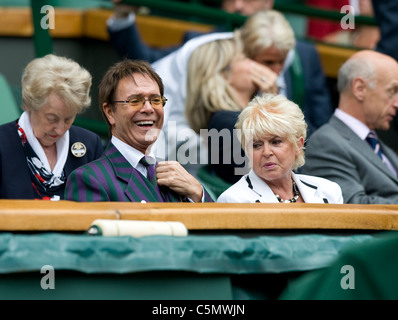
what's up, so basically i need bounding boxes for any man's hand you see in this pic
[155,161,203,202]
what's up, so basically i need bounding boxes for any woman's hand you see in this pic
[250,60,278,94]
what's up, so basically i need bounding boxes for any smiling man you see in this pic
[65,59,213,203]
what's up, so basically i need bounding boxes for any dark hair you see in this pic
[98,59,164,132]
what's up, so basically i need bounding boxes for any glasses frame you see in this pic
[113,96,167,109]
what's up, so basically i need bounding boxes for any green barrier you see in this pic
[0,233,375,274]
[280,232,398,300]
[30,0,53,57]
[0,232,375,299]
[289,47,305,110]
[73,116,109,140]
[0,271,232,300]
[122,0,246,29]
[0,74,22,125]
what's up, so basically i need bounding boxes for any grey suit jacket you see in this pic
[301,115,398,204]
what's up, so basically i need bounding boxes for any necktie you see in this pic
[139,156,157,187]
[366,130,383,160]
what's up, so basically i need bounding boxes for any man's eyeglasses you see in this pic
[113,96,167,109]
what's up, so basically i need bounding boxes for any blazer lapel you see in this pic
[379,141,398,182]
[248,170,279,203]
[105,143,162,202]
[293,173,326,204]
[330,116,398,182]
[353,139,397,179]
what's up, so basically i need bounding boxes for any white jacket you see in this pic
[217,170,343,204]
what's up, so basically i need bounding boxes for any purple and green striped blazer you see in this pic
[64,143,214,202]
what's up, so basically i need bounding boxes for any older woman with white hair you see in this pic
[217,94,343,203]
[0,54,103,200]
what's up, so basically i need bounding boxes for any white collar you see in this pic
[111,136,155,177]
[247,170,326,204]
[334,108,371,140]
[247,170,279,203]
[18,111,69,177]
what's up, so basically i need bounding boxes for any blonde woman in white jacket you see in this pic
[217,94,343,204]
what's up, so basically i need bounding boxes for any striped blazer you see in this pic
[64,143,214,202]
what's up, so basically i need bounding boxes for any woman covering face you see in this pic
[185,36,278,188]
[217,93,344,204]
[0,54,103,200]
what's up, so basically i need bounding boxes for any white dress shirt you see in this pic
[111,135,155,179]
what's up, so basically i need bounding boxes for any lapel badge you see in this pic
[71,142,86,157]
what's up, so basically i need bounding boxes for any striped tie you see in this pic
[366,130,383,160]
[140,156,157,187]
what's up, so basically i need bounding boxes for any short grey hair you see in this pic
[239,10,296,59]
[337,57,376,93]
[22,54,92,114]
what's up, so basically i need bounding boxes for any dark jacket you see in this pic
[0,120,104,199]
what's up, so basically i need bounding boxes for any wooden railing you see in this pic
[0,7,213,45]
[1,199,398,231]
[0,7,356,78]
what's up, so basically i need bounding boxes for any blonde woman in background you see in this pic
[186,36,276,185]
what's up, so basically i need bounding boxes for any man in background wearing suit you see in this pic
[65,59,213,203]
[301,50,398,204]
[107,0,274,63]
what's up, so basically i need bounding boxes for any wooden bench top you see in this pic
[1,199,397,231]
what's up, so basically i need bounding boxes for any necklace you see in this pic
[275,180,300,203]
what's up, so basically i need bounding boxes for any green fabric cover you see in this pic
[279,231,398,300]
[0,233,375,274]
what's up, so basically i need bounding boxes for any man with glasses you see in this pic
[65,59,213,203]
